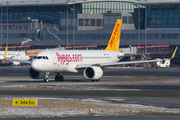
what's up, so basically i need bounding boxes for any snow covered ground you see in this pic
[0,85,140,91]
[0,97,180,118]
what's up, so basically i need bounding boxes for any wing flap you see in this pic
[76,59,163,68]
[99,59,162,67]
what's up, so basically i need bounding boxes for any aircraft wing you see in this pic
[99,59,162,67]
[77,46,178,68]
[5,57,31,64]
[76,59,162,68]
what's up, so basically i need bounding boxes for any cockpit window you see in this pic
[37,56,42,59]
[34,56,48,60]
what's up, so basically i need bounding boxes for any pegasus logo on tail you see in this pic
[110,23,120,48]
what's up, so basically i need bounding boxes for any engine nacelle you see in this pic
[83,66,103,80]
[29,68,44,79]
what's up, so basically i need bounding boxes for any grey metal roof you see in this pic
[1,0,137,7]
[2,0,180,7]
[134,0,180,5]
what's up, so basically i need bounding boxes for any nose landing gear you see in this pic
[55,73,64,81]
[43,72,49,83]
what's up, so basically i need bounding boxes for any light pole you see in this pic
[138,4,140,47]
[67,3,69,46]
[145,0,147,55]
[73,3,75,50]
[70,4,75,50]
[1,0,2,47]
[6,0,8,47]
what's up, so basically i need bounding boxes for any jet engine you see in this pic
[29,68,44,79]
[83,66,103,80]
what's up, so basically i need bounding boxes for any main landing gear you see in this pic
[43,72,50,83]
[55,73,64,81]
[91,79,100,82]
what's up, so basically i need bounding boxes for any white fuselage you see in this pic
[31,50,124,73]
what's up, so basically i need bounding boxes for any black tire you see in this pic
[55,75,59,81]
[96,79,100,82]
[59,75,64,81]
[91,80,95,82]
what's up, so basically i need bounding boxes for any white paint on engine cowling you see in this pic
[83,66,103,80]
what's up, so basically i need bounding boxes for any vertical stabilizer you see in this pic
[105,19,122,51]
[4,46,8,58]
[171,46,178,59]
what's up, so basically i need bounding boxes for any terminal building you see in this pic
[0,0,180,65]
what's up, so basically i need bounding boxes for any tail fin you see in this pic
[4,46,8,58]
[105,19,122,51]
[171,46,178,59]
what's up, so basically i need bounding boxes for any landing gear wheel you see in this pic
[91,79,100,82]
[43,72,49,83]
[59,75,64,81]
[96,79,100,82]
[55,75,59,81]
[54,73,64,82]
[43,78,48,83]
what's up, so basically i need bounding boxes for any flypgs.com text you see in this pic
[56,53,83,65]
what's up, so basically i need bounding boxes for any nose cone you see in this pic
[31,60,41,71]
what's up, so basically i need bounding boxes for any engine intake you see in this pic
[83,66,103,80]
[29,68,44,79]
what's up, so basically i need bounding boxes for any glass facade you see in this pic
[0,23,39,30]
[104,14,121,25]
[0,1,135,25]
[82,1,136,14]
[0,4,81,24]
[147,4,180,28]
[1,1,180,47]
[39,29,180,42]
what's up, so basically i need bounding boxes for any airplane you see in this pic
[0,49,30,66]
[5,19,178,82]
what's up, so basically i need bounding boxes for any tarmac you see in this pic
[0,66,180,119]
